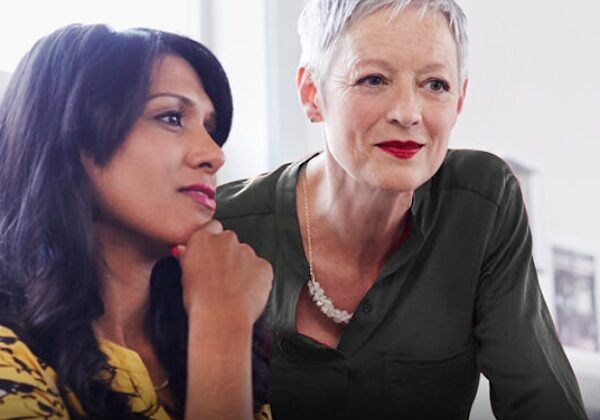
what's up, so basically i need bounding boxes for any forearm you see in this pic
[185,310,254,420]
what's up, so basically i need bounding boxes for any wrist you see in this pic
[187,305,255,338]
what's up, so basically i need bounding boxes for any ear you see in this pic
[297,66,323,123]
[456,78,468,114]
[80,153,101,180]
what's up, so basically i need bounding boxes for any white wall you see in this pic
[208,0,310,184]
[0,71,10,97]
[203,0,271,184]
[455,0,600,266]
[0,0,204,73]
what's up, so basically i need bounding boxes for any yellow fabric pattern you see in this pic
[256,403,273,420]
[0,326,67,418]
[96,339,170,420]
[0,326,271,419]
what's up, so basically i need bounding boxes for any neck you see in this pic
[92,221,159,348]
[304,153,412,266]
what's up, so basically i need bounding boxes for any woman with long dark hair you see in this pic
[0,24,272,419]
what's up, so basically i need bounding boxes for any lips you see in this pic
[179,183,216,210]
[376,140,424,159]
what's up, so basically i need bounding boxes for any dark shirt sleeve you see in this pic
[474,173,588,420]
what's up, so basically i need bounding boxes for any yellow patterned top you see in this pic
[0,325,271,419]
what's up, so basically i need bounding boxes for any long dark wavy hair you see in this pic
[0,24,269,418]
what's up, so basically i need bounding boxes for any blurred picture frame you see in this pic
[553,246,598,352]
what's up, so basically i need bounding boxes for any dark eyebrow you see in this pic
[147,92,194,106]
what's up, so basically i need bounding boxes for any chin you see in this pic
[168,229,196,246]
[369,170,430,193]
[173,219,211,244]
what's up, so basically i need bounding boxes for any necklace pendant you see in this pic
[307,278,353,325]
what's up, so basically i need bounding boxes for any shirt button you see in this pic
[277,336,289,351]
[362,300,373,313]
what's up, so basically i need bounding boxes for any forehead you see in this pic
[149,54,213,105]
[334,6,459,74]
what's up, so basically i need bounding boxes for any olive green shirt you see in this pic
[216,150,587,420]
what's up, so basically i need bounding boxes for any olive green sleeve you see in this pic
[474,175,588,420]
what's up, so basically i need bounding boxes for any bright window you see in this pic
[0,0,202,73]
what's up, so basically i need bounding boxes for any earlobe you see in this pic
[80,153,100,179]
[457,79,468,114]
[297,67,323,123]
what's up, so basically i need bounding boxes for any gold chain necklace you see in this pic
[302,169,353,325]
[153,379,169,391]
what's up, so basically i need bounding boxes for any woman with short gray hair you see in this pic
[217,0,588,418]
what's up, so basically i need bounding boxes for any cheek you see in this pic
[95,176,149,220]
[425,104,458,141]
[92,153,173,219]
[327,96,380,147]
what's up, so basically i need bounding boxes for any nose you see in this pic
[386,86,422,128]
[186,128,225,174]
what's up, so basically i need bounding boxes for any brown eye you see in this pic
[156,111,183,127]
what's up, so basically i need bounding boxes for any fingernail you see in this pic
[170,246,180,258]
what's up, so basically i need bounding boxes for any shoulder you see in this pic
[436,149,519,207]
[0,325,67,418]
[216,161,293,220]
[0,325,47,370]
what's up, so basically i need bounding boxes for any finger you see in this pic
[202,219,224,235]
[170,245,186,259]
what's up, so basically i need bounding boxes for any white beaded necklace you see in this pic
[302,169,353,325]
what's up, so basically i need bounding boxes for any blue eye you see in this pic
[425,79,450,92]
[357,74,387,87]
[156,111,183,127]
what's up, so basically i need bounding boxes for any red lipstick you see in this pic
[179,183,216,210]
[376,140,423,159]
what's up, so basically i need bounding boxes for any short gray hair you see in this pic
[298,0,468,83]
